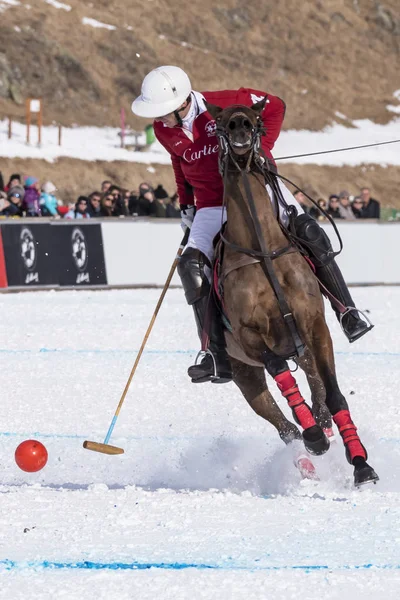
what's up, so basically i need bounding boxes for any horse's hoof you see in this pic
[302,425,330,456]
[296,455,319,480]
[354,462,379,487]
[323,427,336,442]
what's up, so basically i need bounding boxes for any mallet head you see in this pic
[83,441,124,455]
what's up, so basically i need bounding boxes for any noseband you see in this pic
[215,112,266,175]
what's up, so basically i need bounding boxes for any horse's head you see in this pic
[206,97,267,162]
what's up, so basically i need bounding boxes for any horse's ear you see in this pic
[251,95,268,115]
[205,102,223,120]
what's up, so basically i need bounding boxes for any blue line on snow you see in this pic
[0,348,400,357]
[0,559,399,572]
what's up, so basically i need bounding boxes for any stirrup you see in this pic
[194,349,218,380]
[339,306,374,341]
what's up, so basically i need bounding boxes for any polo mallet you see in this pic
[83,227,190,455]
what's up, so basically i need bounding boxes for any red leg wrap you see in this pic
[275,371,316,430]
[333,410,367,461]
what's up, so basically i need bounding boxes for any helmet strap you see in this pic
[174,95,192,127]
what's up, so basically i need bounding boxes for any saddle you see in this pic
[212,224,348,333]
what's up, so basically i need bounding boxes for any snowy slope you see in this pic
[2,114,400,166]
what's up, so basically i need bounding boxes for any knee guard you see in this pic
[294,213,334,267]
[177,247,210,305]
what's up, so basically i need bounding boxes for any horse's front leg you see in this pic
[259,347,330,457]
[310,316,379,487]
[298,348,334,438]
[230,357,317,479]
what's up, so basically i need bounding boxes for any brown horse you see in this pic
[206,98,378,487]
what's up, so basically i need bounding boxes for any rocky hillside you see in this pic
[0,0,400,206]
[1,0,400,129]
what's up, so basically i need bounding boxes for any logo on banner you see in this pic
[20,227,39,284]
[71,228,89,284]
[205,120,216,137]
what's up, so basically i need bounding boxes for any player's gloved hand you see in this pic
[180,205,196,230]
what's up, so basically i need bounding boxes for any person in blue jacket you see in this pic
[40,181,59,217]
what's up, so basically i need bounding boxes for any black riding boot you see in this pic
[294,214,373,343]
[177,247,232,383]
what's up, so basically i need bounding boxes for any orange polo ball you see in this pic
[15,440,48,472]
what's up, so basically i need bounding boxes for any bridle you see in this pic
[216,111,266,175]
[215,110,305,358]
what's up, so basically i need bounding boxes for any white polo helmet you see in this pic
[131,65,192,118]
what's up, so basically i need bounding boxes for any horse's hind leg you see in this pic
[261,348,330,456]
[230,357,316,478]
[230,357,300,445]
[310,317,379,486]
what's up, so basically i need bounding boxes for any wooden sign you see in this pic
[26,98,43,145]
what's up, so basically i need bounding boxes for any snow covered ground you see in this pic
[2,112,400,166]
[0,286,399,598]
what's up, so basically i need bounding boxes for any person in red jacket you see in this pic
[132,66,372,384]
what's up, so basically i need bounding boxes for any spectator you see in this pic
[101,180,112,194]
[0,190,7,212]
[338,190,356,220]
[0,171,4,192]
[5,173,22,192]
[115,188,131,217]
[23,176,41,216]
[293,190,310,214]
[40,181,59,217]
[154,184,169,202]
[109,186,128,217]
[137,182,156,216]
[359,187,380,219]
[154,197,167,217]
[64,196,91,219]
[166,193,181,218]
[87,191,102,217]
[326,194,343,219]
[128,190,139,215]
[1,188,24,216]
[351,196,364,219]
[8,182,25,200]
[153,183,169,217]
[309,198,327,221]
[100,192,115,217]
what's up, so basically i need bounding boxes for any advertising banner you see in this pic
[1,223,56,286]
[53,223,107,286]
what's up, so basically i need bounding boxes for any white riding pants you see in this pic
[186,179,305,263]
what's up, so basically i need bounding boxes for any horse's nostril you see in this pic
[229,121,236,130]
[243,119,251,129]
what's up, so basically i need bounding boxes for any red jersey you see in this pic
[154,88,285,210]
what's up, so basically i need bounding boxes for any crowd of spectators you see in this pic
[0,171,383,222]
[293,188,381,220]
[0,172,181,219]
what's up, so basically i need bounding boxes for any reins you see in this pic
[216,119,305,358]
